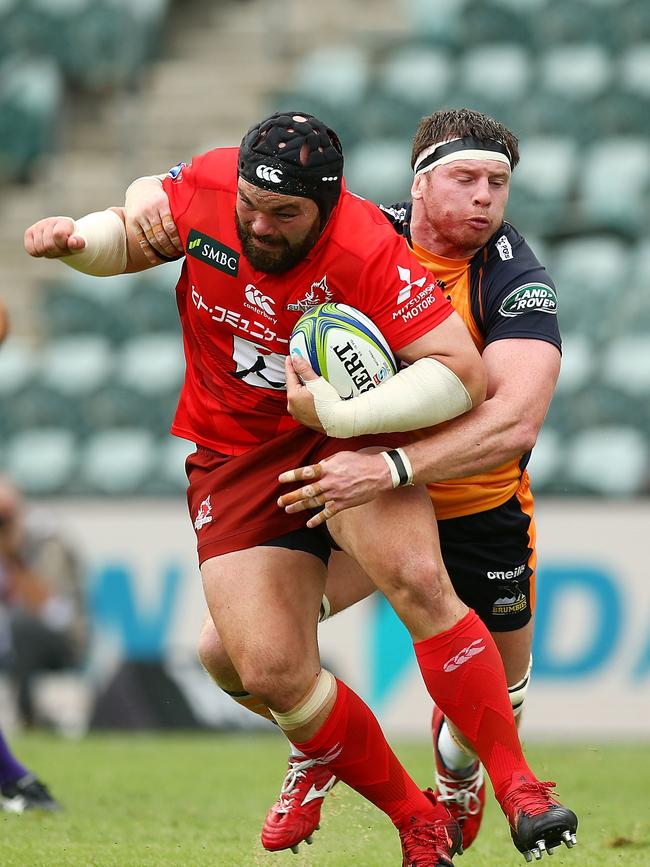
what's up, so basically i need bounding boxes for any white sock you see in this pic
[438,720,478,774]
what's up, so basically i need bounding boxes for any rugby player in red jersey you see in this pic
[25,110,571,865]
[130,110,579,862]
[127,110,579,862]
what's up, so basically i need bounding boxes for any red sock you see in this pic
[414,609,533,802]
[293,678,440,830]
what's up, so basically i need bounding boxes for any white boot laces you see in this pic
[276,758,317,814]
[437,764,484,817]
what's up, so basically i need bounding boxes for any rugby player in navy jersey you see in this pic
[27,110,576,864]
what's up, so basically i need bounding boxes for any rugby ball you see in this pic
[289,302,397,398]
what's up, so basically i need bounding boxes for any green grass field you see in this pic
[2,733,649,866]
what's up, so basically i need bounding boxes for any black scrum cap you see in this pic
[238,111,344,226]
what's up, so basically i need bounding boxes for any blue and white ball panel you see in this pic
[289,302,398,398]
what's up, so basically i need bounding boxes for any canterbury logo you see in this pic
[443,639,486,672]
[396,265,427,304]
[244,284,275,316]
[256,164,283,183]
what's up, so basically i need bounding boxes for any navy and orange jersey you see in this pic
[381,202,561,520]
[162,151,452,456]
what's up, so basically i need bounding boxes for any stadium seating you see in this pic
[0,339,39,439]
[620,41,650,98]
[7,381,82,438]
[601,335,650,395]
[508,137,578,234]
[458,43,531,104]
[116,333,184,396]
[79,428,157,494]
[554,333,596,396]
[578,137,650,234]
[150,435,193,495]
[0,53,63,182]
[460,1,532,46]
[564,425,649,495]
[291,46,370,108]
[4,428,77,494]
[82,382,170,436]
[526,427,564,491]
[399,0,465,45]
[378,45,454,109]
[344,138,413,204]
[39,335,114,397]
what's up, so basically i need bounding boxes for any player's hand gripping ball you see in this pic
[289,302,397,398]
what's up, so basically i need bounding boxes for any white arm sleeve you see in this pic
[306,356,472,438]
[61,209,128,277]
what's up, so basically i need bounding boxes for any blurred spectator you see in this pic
[0,475,88,728]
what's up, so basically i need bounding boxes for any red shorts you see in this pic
[185,426,407,565]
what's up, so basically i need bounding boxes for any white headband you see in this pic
[414,136,512,176]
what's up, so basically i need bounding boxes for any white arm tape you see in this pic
[61,209,128,277]
[124,173,166,199]
[306,357,472,439]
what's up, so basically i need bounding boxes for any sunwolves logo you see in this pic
[499,283,558,317]
[194,496,213,530]
[396,265,427,305]
[287,276,333,312]
[443,639,486,672]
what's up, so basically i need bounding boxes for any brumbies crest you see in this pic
[499,283,558,317]
[187,229,240,277]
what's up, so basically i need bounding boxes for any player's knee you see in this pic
[197,621,238,688]
[381,558,447,615]
[238,657,313,711]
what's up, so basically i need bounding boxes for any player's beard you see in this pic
[235,213,321,274]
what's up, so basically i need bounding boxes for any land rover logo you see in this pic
[499,283,558,317]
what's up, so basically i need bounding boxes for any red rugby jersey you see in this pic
[163,148,453,455]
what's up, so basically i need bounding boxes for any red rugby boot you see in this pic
[499,775,578,861]
[431,704,485,850]
[399,790,462,867]
[261,755,337,853]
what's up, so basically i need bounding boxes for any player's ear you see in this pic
[411,174,424,199]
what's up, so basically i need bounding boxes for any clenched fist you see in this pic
[24,217,85,259]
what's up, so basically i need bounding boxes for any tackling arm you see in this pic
[403,337,560,484]
[298,309,487,438]
[278,337,559,526]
